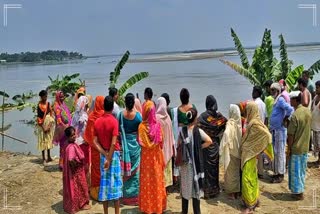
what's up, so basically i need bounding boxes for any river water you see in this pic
[1,49,320,156]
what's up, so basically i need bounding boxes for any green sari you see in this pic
[242,158,259,208]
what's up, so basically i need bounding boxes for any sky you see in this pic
[0,0,319,55]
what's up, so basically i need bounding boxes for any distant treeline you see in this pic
[0,50,84,63]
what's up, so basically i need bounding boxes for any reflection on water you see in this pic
[1,50,320,155]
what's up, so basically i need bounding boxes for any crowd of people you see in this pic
[35,70,319,214]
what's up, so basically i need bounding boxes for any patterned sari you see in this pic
[198,95,227,198]
[241,102,273,209]
[138,100,166,214]
[83,96,105,201]
[63,142,89,214]
[119,111,142,205]
[53,91,71,170]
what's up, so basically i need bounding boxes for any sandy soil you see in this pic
[0,151,319,214]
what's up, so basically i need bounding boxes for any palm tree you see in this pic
[109,51,149,107]
[221,28,320,91]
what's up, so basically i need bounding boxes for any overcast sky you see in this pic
[0,0,319,55]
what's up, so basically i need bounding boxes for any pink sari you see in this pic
[63,142,89,214]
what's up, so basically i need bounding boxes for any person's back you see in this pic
[94,113,120,151]
[289,105,311,155]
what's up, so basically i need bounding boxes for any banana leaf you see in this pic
[308,59,320,79]
[0,91,9,98]
[279,34,291,79]
[118,72,149,96]
[220,59,260,85]
[285,65,304,91]
[231,28,250,69]
[110,51,130,88]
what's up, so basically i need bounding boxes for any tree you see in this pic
[221,28,320,91]
[109,51,149,107]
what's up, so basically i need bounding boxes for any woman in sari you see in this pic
[37,90,55,163]
[83,95,105,200]
[156,97,174,188]
[118,93,142,205]
[241,102,273,213]
[63,126,90,214]
[138,100,166,214]
[53,91,72,170]
[71,96,89,177]
[172,88,197,183]
[220,104,242,199]
[179,108,212,214]
[198,95,227,198]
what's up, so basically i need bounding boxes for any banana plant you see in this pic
[109,51,149,107]
[0,90,35,111]
[221,28,276,87]
[221,28,320,91]
[47,73,85,97]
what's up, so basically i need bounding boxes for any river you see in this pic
[1,49,319,156]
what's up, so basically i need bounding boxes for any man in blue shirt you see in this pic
[270,83,294,183]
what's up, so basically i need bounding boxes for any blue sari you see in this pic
[119,111,142,205]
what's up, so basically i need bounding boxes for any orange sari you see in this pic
[138,101,166,214]
[83,96,105,200]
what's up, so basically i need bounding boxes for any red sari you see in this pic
[63,142,89,214]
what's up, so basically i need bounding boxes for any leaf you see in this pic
[285,65,304,91]
[0,91,10,98]
[220,59,260,85]
[231,28,250,69]
[308,59,320,79]
[12,95,22,100]
[110,51,130,87]
[118,72,149,96]
[279,34,291,79]
[271,61,282,81]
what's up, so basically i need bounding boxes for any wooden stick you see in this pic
[0,132,28,144]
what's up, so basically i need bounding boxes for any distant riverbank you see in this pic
[0,50,84,65]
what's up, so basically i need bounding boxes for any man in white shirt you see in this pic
[109,87,120,117]
[252,86,267,124]
[252,86,268,178]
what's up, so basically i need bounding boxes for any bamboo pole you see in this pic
[0,132,28,144]
[2,91,5,151]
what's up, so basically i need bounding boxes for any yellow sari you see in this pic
[241,102,273,208]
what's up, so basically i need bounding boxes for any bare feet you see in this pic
[241,208,253,214]
[81,204,91,210]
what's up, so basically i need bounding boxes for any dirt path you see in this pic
[0,151,319,214]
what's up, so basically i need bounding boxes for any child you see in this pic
[36,90,55,163]
[63,126,91,214]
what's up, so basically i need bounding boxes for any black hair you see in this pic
[125,93,135,111]
[104,96,114,111]
[297,78,307,87]
[39,90,48,97]
[264,80,273,88]
[292,93,302,103]
[253,86,263,97]
[186,108,197,124]
[65,126,75,137]
[161,93,170,106]
[109,87,118,98]
[180,88,190,105]
[302,70,310,76]
[316,80,320,87]
[77,93,84,99]
[144,87,153,99]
